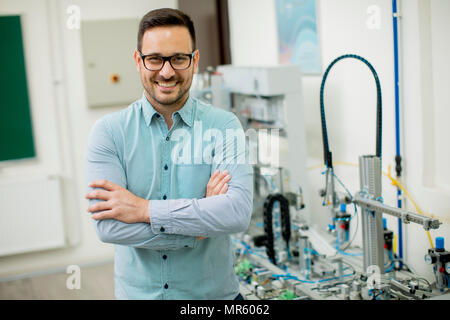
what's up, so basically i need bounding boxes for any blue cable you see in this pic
[304,247,320,256]
[233,239,267,259]
[330,170,359,226]
[286,243,292,261]
[271,272,354,285]
[335,236,363,256]
[388,249,394,261]
[255,222,264,228]
[385,264,394,273]
[331,170,353,201]
[384,250,396,272]
[336,248,363,257]
[392,0,404,269]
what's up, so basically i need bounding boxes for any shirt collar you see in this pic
[140,92,195,127]
[175,96,194,127]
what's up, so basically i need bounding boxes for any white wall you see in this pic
[400,0,450,278]
[0,0,177,279]
[228,0,450,281]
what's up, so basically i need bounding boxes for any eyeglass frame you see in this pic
[138,50,196,71]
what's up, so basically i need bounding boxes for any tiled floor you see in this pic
[0,262,115,300]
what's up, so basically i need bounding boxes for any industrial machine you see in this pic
[196,61,447,300]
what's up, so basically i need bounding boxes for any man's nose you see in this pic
[159,60,176,79]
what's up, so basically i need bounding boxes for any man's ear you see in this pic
[193,50,200,74]
[133,49,141,72]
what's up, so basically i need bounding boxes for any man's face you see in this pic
[134,26,198,109]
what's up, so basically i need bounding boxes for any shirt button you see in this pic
[164,283,169,289]
[160,226,165,232]
[163,195,167,200]
[162,255,167,260]
[165,136,170,141]
[164,164,168,170]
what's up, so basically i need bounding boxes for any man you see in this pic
[85,8,253,300]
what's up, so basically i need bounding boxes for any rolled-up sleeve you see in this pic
[86,117,197,250]
[150,115,254,237]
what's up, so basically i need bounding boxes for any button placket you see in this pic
[160,119,179,300]
[161,124,170,202]
[161,252,169,297]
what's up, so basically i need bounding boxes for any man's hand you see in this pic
[206,169,231,197]
[86,180,150,224]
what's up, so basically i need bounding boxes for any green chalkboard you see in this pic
[0,15,35,162]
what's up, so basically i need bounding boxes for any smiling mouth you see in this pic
[156,81,177,89]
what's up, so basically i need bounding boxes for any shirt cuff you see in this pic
[150,200,198,249]
[149,199,172,234]
[181,237,198,249]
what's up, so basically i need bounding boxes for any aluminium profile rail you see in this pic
[353,193,441,231]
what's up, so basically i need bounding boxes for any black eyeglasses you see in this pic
[139,51,196,71]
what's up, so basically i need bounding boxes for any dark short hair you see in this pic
[137,8,196,52]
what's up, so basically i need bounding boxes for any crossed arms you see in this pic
[85,117,253,250]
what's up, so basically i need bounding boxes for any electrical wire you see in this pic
[386,165,435,248]
[385,258,413,273]
[341,260,356,275]
[271,271,355,285]
[340,204,359,251]
[327,169,360,251]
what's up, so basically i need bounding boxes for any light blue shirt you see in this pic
[86,93,253,299]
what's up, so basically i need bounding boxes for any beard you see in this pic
[141,69,193,108]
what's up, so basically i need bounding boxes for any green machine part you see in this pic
[279,289,296,300]
[0,15,36,162]
[235,259,253,275]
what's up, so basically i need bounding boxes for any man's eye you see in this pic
[146,57,162,63]
[173,56,188,62]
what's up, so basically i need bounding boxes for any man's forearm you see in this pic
[149,174,253,238]
[90,207,197,250]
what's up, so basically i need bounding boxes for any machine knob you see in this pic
[424,254,436,265]
[436,237,445,251]
[445,262,450,274]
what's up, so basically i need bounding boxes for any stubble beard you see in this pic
[142,71,193,109]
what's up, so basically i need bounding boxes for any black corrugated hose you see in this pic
[319,54,383,168]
